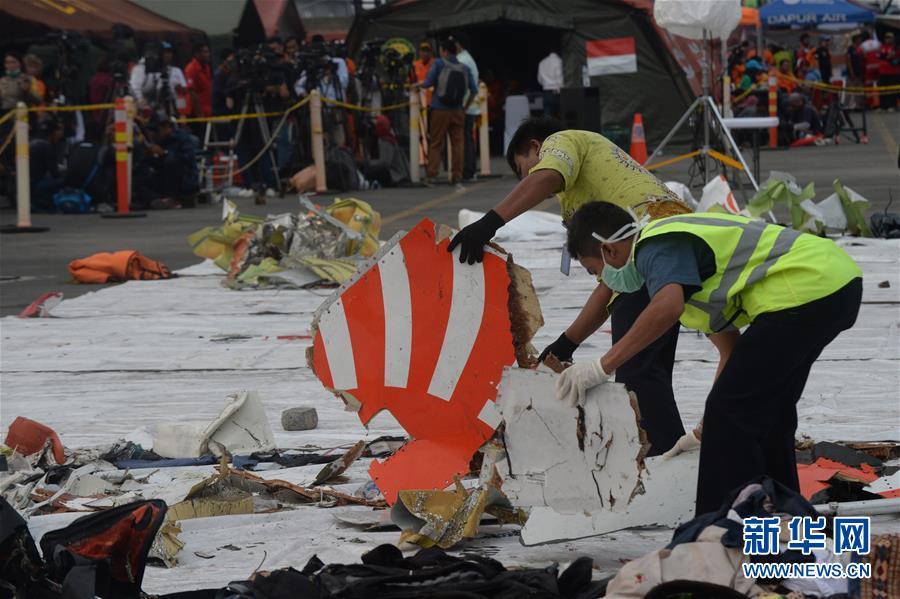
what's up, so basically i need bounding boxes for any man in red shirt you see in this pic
[184,42,213,118]
[878,32,900,112]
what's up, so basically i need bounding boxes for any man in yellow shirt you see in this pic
[449,117,688,456]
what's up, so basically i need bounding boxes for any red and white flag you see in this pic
[587,37,637,76]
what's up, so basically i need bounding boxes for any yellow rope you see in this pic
[321,97,410,112]
[175,94,312,124]
[774,72,900,94]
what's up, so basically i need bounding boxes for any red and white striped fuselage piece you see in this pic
[310,219,515,504]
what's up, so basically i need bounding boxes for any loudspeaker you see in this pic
[560,87,602,133]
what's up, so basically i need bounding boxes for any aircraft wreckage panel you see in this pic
[309,219,535,504]
[495,368,698,545]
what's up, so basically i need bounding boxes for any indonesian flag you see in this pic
[587,37,637,76]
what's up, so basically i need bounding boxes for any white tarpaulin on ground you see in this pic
[654,0,742,40]
[1,227,898,593]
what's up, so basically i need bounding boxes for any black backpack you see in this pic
[436,61,467,106]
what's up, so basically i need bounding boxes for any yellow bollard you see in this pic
[15,103,30,228]
[478,82,490,176]
[408,89,420,183]
[310,90,326,192]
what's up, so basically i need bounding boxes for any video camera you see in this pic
[46,30,89,99]
[236,44,288,94]
[294,40,339,92]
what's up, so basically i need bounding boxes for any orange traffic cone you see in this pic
[629,113,648,165]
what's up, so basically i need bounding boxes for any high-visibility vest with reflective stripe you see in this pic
[636,213,862,334]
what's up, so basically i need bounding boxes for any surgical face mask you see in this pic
[591,210,649,294]
[601,255,644,293]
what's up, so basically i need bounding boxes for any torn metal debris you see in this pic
[495,367,699,546]
[308,218,541,504]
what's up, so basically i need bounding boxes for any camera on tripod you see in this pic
[46,30,89,100]
[237,44,287,94]
[295,43,337,92]
[360,39,385,71]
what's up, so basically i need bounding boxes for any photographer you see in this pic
[294,35,349,147]
[29,117,65,212]
[212,48,238,116]
[231,44,291,190]
[294,35,349,102]
[129,41,187,114]
[1,52,39,111]
[133,111,199,208]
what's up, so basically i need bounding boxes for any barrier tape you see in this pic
[731,73,900,104]
[775,72,900,93]
[321,97,410,112]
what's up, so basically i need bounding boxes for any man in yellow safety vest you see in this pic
[556,201,862,515]
[449,117,691,458]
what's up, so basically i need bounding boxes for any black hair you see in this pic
[566,201,635,259]
[193,41,209,55]
[504,116,563,175]
[800,33,810,43]
[219,47,235,62]
[4,51,22,64]
[267,36,283,45]
[311,34,325,44]
[439,38,456,55]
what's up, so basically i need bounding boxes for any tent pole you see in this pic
[644,97,702,166]
[702,29,711,184]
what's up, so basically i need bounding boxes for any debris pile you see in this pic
[796,440,900,503]
[187,196,381,288]
[1,398,387,570]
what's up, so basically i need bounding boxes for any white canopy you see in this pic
[654,0,742,41]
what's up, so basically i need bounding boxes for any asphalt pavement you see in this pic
[1,111,896,316]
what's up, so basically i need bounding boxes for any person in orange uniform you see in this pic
[413,41,435,106]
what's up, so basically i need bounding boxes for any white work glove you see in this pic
[662,431,701,459]
[555,359,613,407]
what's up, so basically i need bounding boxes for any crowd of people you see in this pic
[726,29,898,147]
[0,31,490,213]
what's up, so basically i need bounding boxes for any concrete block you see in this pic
[282,407,318,431]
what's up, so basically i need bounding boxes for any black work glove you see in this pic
[538,332,579,364]
[447,210,505,264]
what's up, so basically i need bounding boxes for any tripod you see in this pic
[232,89,282,190]
[645,31,759,194]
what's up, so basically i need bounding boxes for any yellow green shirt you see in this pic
[529,130,679,221]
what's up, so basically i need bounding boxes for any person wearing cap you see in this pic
[413,41,435,106]
[129,41,187,114]
[558,201,862,515]
[738,59,766,92]
[448,116,691,457]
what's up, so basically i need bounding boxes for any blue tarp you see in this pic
[761,0,875,27]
